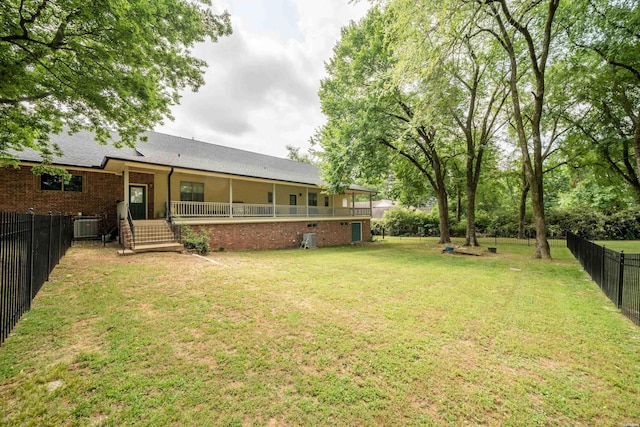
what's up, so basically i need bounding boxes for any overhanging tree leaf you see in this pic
[561,0,640,202]
[0,0,231,166]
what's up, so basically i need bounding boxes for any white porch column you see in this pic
[332,194,335,217]
[123,165,130,215]
[229,178,233,218]
[352,192,355,216]
[306,187,309,217]
[272,183,276,218]
[369,193,373,217]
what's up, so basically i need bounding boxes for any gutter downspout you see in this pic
[167,167,174,221]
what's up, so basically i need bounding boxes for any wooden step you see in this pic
[131,242,184,253]
[118,242,184,255]
[134,231,175,240]
[133,219,167,226]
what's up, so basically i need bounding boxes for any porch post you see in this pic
[369,193,373,217]
[352,192,355,217]
[123,165,130,212]
[306,187,309,217]
[167,167,174,219]
[229,178,233,218]
[332,194,335,217]
[273,183,276,218]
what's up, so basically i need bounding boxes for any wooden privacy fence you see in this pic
[567,232,640,326]
[1,211,73,345]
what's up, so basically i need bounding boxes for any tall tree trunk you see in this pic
[435,185,451,244]
[518,165,529,239]
[465,188,479,246]
[465,142,480,247]
[530,172,550,257]
[518,182,529,239]
[489,0,557,259]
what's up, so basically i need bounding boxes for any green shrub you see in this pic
[474,210,492,234]
[449,222,466,237]
[182,226,211,255]
[383,206,417,235]
[604,209,640,240]
[379,206,441,236]
[377,204,640,240]
[483,207,640,240]
[371,218,386,235]
[414,210,440,236]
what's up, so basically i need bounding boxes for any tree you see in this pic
[0,0,231,167]
[436,33,509,246]
[285,144,319,165]
[318,6,455,243]
[477,0,562,258]
[323,0,508,246]
[562,0,640,202]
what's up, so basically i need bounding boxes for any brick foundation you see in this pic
[186,219,371,251]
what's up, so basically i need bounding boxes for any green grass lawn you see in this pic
[593,239,640,253]
[1,239,639,425]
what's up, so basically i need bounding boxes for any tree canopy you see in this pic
[318,0,640,258]
[318,6,458,244]
[0,0,231,166]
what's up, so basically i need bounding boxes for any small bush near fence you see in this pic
[1,211,73,345]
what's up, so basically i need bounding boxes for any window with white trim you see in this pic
[180,181,204,202]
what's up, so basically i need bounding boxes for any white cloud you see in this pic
[155,0,370,158]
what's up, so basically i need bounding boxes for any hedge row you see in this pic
[372,206,640,240]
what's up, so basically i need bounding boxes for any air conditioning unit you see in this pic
[301,233,317,249]
[74,216,101,239]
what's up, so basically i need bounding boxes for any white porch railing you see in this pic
[171,201,230,217]
[233,203,274,217]
[170,201,370,219]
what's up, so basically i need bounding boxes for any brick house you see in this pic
[1,130,373,251]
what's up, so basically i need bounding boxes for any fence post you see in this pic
[617,251,625,308]
[47,211,52,281]
[601,245,606,287]
[58,213,62,262]
[28,208,35,306]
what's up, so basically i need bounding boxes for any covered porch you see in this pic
[109,162,373,222]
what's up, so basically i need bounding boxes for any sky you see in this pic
[154,0,371,159]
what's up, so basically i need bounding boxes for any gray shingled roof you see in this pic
[14,129,374,192]
[16,130,140,168]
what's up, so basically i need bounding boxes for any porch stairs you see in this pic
[120,219,183,255]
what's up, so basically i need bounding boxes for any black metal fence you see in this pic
[1,211,73,345]
[567,232,640,326]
